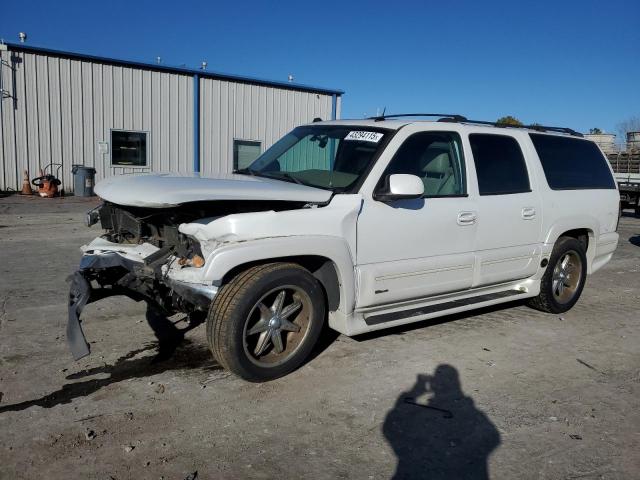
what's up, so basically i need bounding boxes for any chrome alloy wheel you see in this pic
[243,286,312,367]
[551,250,583,304]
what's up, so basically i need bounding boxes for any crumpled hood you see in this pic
[94,173,333,207]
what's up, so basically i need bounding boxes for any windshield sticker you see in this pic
[344,131,384,143]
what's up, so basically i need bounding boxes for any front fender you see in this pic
[203,235,356,314]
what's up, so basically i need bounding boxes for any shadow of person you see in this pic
[0,304,217,414]
[383,365,500,480]
[629,235,640,247]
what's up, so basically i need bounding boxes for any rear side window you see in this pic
[469,134,530,195]
[529,134,616,190]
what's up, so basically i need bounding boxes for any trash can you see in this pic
[72,165,97,197]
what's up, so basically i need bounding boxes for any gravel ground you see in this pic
[0,194,639,480]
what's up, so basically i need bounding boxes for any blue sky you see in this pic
[1,0,638,135]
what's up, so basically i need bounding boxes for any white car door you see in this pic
[467,132,542,286]
[356,128,477,308]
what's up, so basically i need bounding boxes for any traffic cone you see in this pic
[20,170,33,195]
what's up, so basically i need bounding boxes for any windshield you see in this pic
[238,126,390,192]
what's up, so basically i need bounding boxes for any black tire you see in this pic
[206,262,326,382]
[527,236,587,314]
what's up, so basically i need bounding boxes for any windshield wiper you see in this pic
[237,169,334,192]
[275,172,305,185]
[234,168,256,176]
[254,171,308,186]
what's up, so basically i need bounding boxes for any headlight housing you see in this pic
[86,205,101,227]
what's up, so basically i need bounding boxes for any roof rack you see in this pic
[463,119,583,137]
[369,113,468,122]
[367,112,583,137]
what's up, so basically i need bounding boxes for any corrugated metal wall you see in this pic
[0,48,194,192]
[0,45,341,192]
[199,79,335,175]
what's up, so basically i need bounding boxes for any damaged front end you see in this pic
[67,202,219,360]
[67,239,218,360]
[67,199,308,360]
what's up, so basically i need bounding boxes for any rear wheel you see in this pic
[207,263,325,382]
[528,236,587,314]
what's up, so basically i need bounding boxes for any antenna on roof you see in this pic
[18,32,27,43]
[156,56,162,64]
[288,74,294,83]
[200,61,207,70]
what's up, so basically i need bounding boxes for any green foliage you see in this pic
[496,116,523,126]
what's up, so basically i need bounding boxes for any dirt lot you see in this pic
[0,194,639,480]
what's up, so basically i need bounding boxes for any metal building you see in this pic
[0,42,343,193]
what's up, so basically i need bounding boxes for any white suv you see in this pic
[68,114,620,381]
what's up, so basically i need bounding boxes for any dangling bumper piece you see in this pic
[66,249,217,360]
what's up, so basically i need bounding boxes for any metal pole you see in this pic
[331,94,337,120]
[193,73,200,174]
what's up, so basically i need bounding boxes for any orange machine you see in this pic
[31,164,63,198]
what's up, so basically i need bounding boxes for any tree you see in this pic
[616,116,640,141]
[589,128,603,134]
[496,116,523,126]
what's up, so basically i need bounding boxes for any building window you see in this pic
[111,130,149,167]
[234,140,262,170]
[469,134,530,195]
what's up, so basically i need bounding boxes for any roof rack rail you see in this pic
[462,119,583,137]
[365,112,583,137]
[368,113,467,122]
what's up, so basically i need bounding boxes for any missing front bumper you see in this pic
[66,252,217,361]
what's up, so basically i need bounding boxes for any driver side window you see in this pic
[383,131,466,197]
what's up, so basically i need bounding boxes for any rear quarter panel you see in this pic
[522,135,620,273]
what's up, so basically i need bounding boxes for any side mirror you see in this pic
[374,174,424,201]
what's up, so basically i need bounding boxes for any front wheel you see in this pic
[207,263,326,382]
[528,236,587,314]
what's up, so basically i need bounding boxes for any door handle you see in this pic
[457,211,477,226]
[521,207,536,220]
